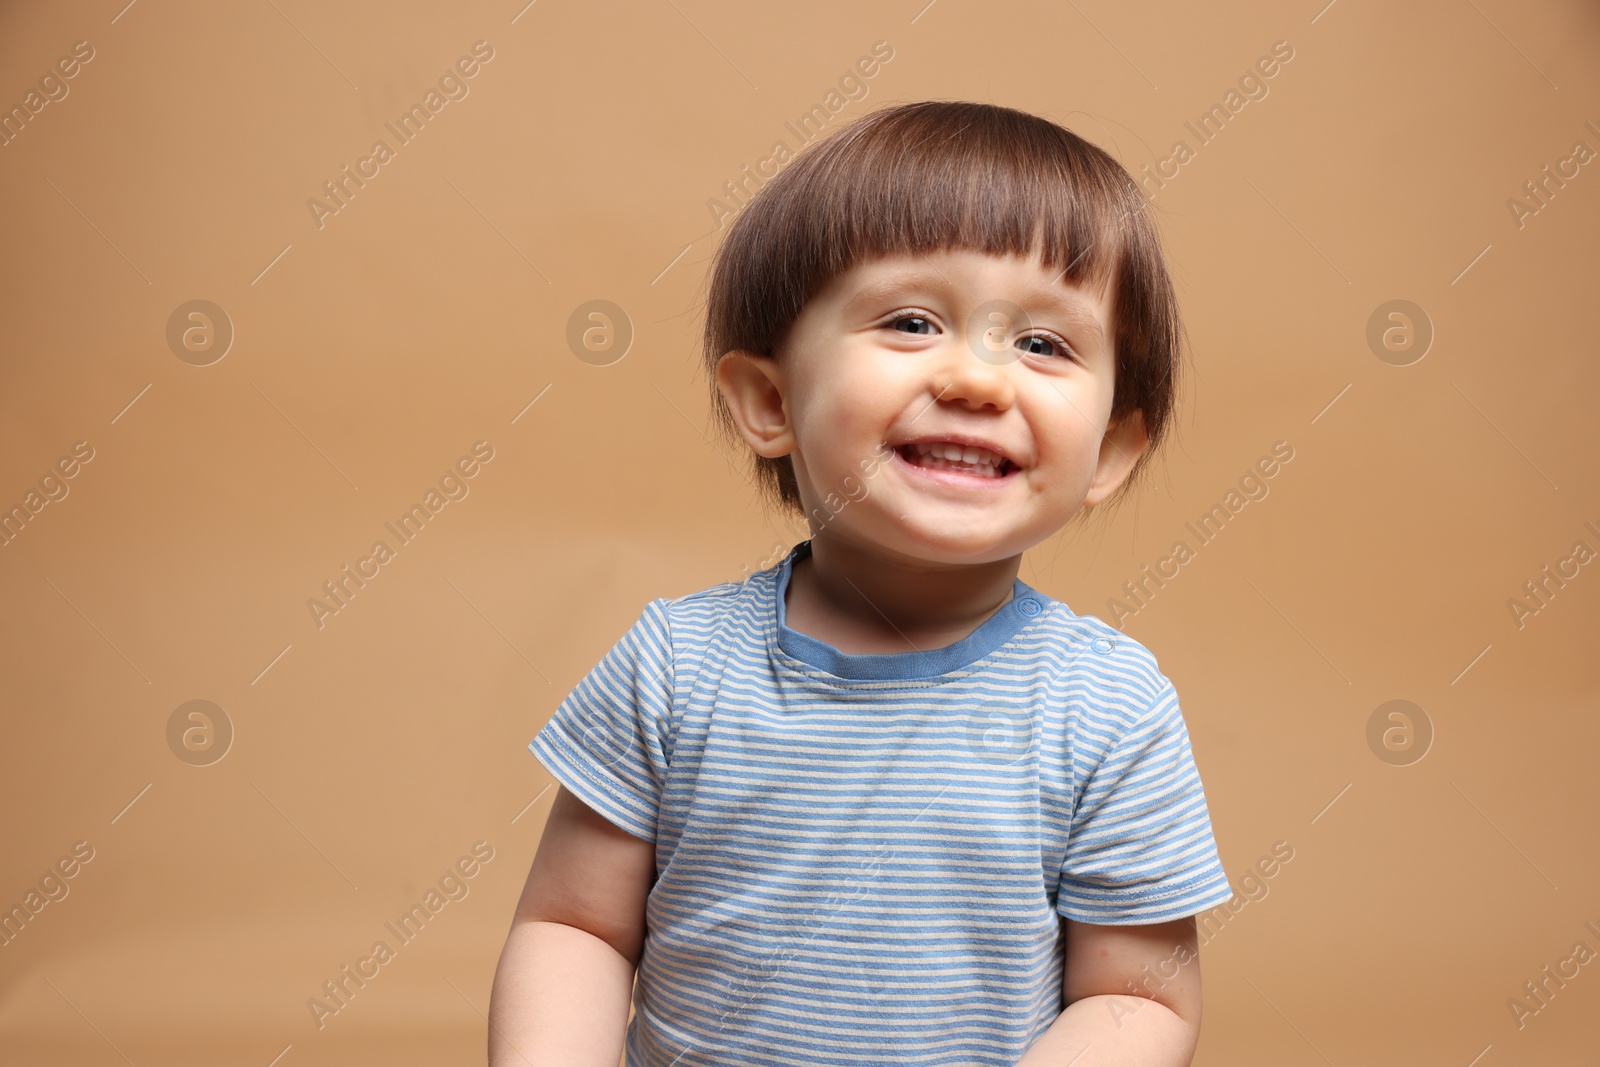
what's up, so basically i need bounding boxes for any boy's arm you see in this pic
[1014,916,1204,1067]
[487,784,657,1067]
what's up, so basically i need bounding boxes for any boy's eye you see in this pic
[1018,335,1060,357]
[889,313,938,335]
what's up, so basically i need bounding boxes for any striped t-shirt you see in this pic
[529,539,1232,1067]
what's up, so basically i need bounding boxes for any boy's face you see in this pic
[717,247,1149,567]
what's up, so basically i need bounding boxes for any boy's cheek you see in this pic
[856,441,895,479]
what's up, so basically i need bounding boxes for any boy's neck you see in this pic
[784,534,1021,655]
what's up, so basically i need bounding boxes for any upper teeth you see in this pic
[912,441,1005,468]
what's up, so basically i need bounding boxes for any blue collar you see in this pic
[772,540,1046,681]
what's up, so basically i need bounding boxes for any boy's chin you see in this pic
[867,515,1035,567]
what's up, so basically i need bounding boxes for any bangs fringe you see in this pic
[798,106,1127,298]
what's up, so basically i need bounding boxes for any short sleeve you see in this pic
[529,598,675,843]
[1057,683,1233,924]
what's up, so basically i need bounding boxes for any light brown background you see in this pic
[2,0,1597,1063]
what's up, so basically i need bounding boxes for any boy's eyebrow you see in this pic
[848,266,1109,350]
[1024,285,1108,352]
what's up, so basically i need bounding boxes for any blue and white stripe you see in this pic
[531,539,1232,1067]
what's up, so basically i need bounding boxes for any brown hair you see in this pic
[702,99,1183,517]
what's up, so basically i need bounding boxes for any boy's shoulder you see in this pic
[657,570,766,609]
[672,576,754,603]
[1028,591,1176,714]
[639,569,771,631]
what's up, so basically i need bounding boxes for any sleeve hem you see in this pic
[1056,874,1236,926]
[528,735,657,843]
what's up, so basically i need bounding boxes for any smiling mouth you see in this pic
[896,441,1016,479]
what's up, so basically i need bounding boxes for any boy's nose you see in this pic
[931,322,1016,411]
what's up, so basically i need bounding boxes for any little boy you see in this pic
[489,100,1233,1067]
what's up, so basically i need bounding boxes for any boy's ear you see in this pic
[714,350,795,459]
[1083,408,1149,507]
